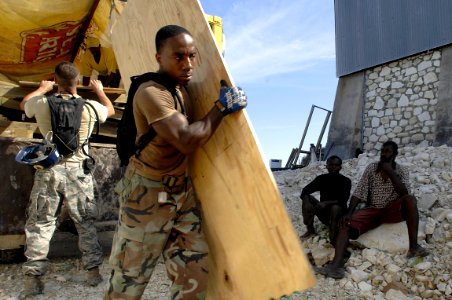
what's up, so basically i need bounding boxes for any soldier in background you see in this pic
[19,61,115,298]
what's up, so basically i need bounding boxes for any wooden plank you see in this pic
[0,97,22,111]
[0,82,126,103]
[18,81,126,95]
[0,121,38,138]
[111,1,316,299]
[0,105,120,139]
[0,82,124,140]
[0,234,25,250]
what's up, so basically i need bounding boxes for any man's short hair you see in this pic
[55,61,79,87]
[155,25,192,52]
[327,155,342,165]
[382,140,398,156]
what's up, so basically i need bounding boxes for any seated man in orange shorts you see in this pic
[316,141,429,279]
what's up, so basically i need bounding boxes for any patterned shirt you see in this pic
[352,162,410,208]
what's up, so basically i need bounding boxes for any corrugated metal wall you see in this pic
[335,0,452,77]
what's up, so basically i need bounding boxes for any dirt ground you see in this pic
[0,255,171,300]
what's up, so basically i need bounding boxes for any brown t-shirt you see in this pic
[129,80,191,180]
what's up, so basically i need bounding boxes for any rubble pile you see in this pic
[275,144,451,299]
[0,145,450,299]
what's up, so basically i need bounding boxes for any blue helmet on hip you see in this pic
[15,143,60,169]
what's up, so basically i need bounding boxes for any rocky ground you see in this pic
[0,144,450,299]
[276,144,452,300]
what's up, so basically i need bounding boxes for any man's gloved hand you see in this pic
[215,85,247,116]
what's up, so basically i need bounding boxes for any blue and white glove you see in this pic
[215,85,247,116]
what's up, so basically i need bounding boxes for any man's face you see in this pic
[380,145,395,163]
[156,33,197,85]
[326,158,341,174]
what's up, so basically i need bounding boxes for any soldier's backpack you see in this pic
[47,94,99,157]
[116,72,184,166]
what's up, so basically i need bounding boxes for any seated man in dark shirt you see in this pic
[299,155,351,245]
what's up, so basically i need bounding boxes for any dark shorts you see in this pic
[349,197,406,239]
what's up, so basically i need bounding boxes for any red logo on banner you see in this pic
[20,21,83,63]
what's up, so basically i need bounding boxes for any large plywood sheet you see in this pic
[111,0,316,298]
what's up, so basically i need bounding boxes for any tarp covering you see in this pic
[0,0,115,84]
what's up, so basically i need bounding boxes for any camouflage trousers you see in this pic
[23,163,103,276]
[105,168,209,300]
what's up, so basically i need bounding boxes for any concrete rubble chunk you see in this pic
[311,246,335,267]
[386,289,409,300]
[358,281,372,292]
[355,221,426,252]
[414,261,432,271]
[350,268,370,282]
[386,263,401,273]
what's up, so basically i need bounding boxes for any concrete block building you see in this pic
[327,0,452,159]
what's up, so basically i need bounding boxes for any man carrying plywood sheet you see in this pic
[111,1,316,298]
[105,25,247,299]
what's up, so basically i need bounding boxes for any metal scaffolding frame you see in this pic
[285,105,332,168]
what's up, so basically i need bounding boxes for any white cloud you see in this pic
[221,0,335,83]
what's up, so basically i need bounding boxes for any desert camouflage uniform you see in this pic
[105,168,208,300]
[23,163,103,276]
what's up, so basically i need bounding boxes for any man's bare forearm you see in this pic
[90,79,115,117]
[179,105,224,153]
[20,80,55,111]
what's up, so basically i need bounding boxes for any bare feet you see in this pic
[343,249,352,264]
[315,264,345,279]
[300,230,315,240]
[407,245,429,259]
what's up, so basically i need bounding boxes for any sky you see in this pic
[199,0,338,167]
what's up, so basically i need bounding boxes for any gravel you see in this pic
[1,145,450,299]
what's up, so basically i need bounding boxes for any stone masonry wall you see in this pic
[362,50,441,153]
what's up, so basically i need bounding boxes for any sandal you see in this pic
[407,245,429,259]
[314,264,345,279]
